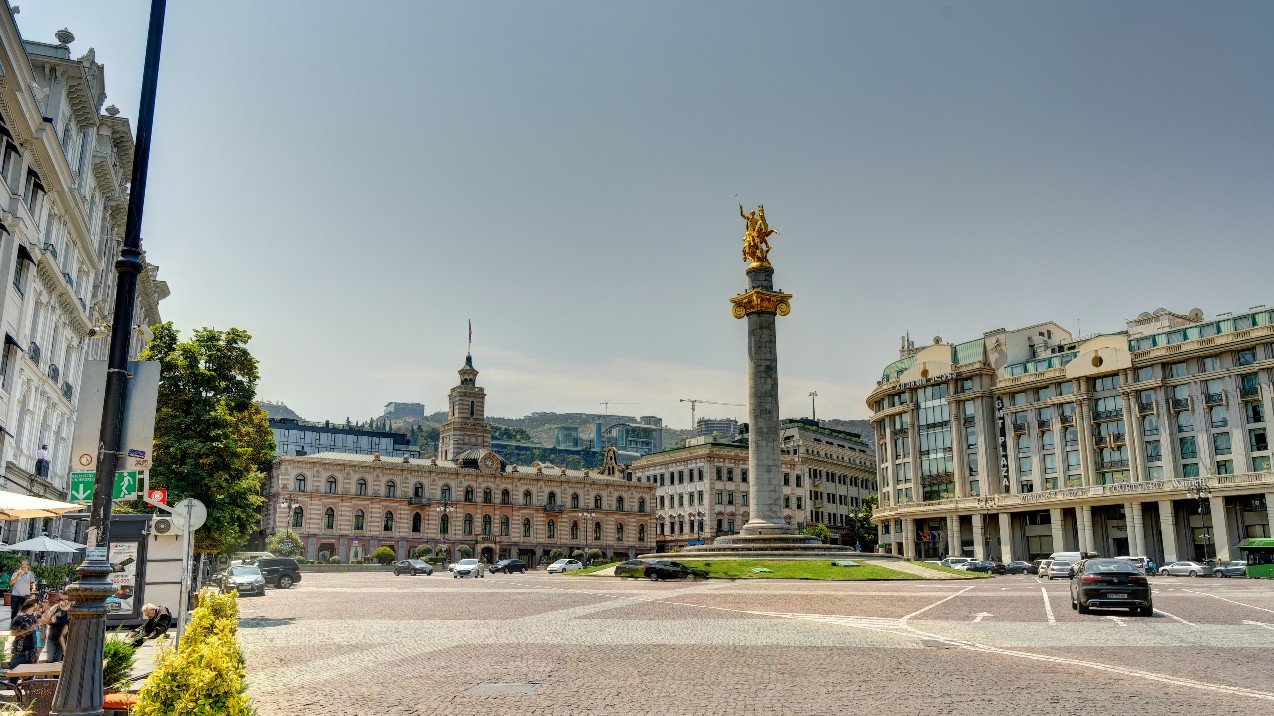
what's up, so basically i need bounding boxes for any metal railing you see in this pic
[1012,422,1028,433]
[1060,414,1075,426]
[1097,459,1130,470]
[62,271,74,289]
[1171,398,1191,411]
[43,243,58,261]
[544,504,564,512]
[963,416,977,427]
[1138,402,1155,415]
[1241,386,1261,399]
[1094,409,1124,421]
[1205,392,1225,406]
[408,496,432,506]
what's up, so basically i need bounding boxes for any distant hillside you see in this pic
[259,401,302,420]
[817,418,875,441]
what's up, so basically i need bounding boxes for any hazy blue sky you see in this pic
[16,1,1274,428]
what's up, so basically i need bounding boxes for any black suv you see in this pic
[253,557,303,589]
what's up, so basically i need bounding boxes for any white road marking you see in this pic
[1184,589,1274,615]
[1040,587,1056,625]
[1104,615,1127,628]
[900,585,974,622]
[973,612,993,623]
[1153,608,1195,626]
[1242,619,1274,631]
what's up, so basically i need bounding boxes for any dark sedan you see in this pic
[615,559,702,581]
[490,559,528,574]
[1005,561,1034,575]
[962,561,997,573]
[392,559,433,576]
[1070,559,1152,616]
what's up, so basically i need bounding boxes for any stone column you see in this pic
[1129,502,1145,558]
[947,515,962,557]
[739,265,791,537]
[1123,393,1145,482]
[998,512,1013,562]
[1209,495,1232,563]
[902,518,916,559]
[1157,499,1178,563]
[1077,398,1097,487]
[972,514,986,560]
[1050,508,1065,554]
[1266,492,1274,537]
[1079,504,1094,554]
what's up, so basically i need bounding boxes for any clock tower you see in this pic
[438,353,492,460]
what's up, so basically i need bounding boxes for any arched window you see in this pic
[354,510,365,531]
[593,521,602,541]
[637,498,646,513]
[547,520,556,539]
[441,484,452,501]
[522,518,532,537]
[383,511,394,531]
[326,477,337,494]
[500,516,510,536]
[294,475,306,492]
[324,507,334,530]
[570,521,580,540]
[356,479,368,496]
[571,493,580,509]
[500,489,510,505]
[463,513,474,535]
[482,515,492,536]
[292,506,304,528]
[385,481,396,498]
[413,482,424,498]
[411,512,422,533]
[464,486,474,502]
[594,494,602,509]
[440,514,450,534]
[483,488,492,504]
[616,496,624,512]
[523,490,533,506]
[469,400,475,417]
[547,491,557,507]
[616,523,624,541]
[638,524,646,542]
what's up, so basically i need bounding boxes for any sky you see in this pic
[14,1,1274,429]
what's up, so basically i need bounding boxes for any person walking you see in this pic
[8,559,36,623]
[40,593,71,662]
[8,597,41,676]
[34,445,50,478]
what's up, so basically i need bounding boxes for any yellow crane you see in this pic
[680,398,745,433]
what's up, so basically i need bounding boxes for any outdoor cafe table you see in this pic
[6,661,62,678]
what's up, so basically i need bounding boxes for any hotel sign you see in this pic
[899,372,955,390]
[995,396,1010,490]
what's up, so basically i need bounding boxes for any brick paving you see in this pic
[240,572,1274,715]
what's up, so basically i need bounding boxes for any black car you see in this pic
[489,559,528,574]
[252,557,303,589]
[1070,558,1152,616]
[392,559,433,576]
[963,560,995,573]
[1005,561,1033,575]
[615,559,703,581]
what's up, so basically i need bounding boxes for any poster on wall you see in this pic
[108,541,139,616]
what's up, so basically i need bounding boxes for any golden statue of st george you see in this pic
[739,202,778,268]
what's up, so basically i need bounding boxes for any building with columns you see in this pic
[869,306,1274,565]
[265,354,656,565]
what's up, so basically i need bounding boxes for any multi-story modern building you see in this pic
[383,401,425,421]
[0,19,164,546]
[868,306,1274,564]
[695,417,739,437]
[604,420,663,455]
[632,419,877,551]
[264,354,655,564]
[269,418,419,459]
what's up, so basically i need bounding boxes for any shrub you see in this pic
[801,523,832,544]
[370,546,397,565]
[586,549,602,565]
[570,550,584,561]
[328,556,342,564]
[408,545,432,560]
[548,548,563,562]
[103,636,139,691]
[182,589,239,649]
[265,529,304,558]
[457,545,473,558]
[135,590,253,716]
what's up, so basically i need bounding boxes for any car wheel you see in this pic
[1071,600,1078,611]
[1077,600,1090,614]
[277,576,293,589]
[1160,569,1169,576]
[393,570,400,576]
[1189,570,1198,577]
[521,568,527,574]
[410,569,418,576]
[647,571,660,581]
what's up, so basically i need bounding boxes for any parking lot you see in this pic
[238,570,1274,715]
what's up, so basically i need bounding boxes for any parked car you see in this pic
[452,558,485,578]
[547,559,584,574]
[231,551,274,566]
[1005,561,1034,575]
[252,557,303,589]
[217,566,266,596]
[1158,560,1215,577]
[962,561,1001,574]
[940,557,974,569]
[1037,559,1054,578]
[1046,560,1074,580]
[392,559,433,576]
[1214,561,1248,578]
[1114,555,1151,574]
[615,559,702,581]
[490,559,528,574]
[1071,558,1153,616]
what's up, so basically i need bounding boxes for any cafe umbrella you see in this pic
[0,492,83,521]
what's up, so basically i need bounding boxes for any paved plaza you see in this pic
[239,571,1274,715]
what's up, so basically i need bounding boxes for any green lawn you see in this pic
[574,561,621,575]
[672,559,925,581]
[907,561,989,578]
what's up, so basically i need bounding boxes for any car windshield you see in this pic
[551,560,568,565]
[1051,561,1071,568]
[1087,559,1135,573]
[458,559,478,565]
[230,567,260,576]
[409,560,426,566]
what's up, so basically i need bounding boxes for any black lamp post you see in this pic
[977,495,996,559]
[435,497,453,564]
[52,3,166,714]
[1186,479,1213,561]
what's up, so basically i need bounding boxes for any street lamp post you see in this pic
[1186,479,1213,562]
[693,510,705,545]
[53,3,167,714]
[809,391,818,421]
[435,498,454,565]
[578,504,596,565]
[977,495,996,559]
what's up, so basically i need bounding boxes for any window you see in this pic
[594,494,603,509]
[481,515,492,536]
[1216,460,1233,475]
[547,520,556,539]
[1065,427,1079,446]
[385,481,396,498]
[291,507,304,528]
[441,484,452,501]
[968,453,979,476]
[1182,463,1200,478]
[523,489,533,505]
[326,477,337,494]
[1093,375,1121,391]
[727,492,734,505]
[412,512,422,532]
[1041,432,1055,451]
[413,482,424,498]
[440,514,449,534]
[616,523,624,541]
[638,524,646,542]
[1214,432,1232,456]
[463,486,475,502]
[1145,441,1161,462]
[1179,436,1198,460]
[483,488,492,504]
[1135,367,1154,382]
[616,496,624,511]
[1038,386,1054,401]
[1210,406,1228,429]
[1043,453,1057,474]
[463,514,474,535]
[324,507,334,530]
[354,510,365,531]
[1254,455,1271,472]
[1012,392,1027,406]
[570,521,579,539]
[1248,402,1266,424]
[500,516,510,536]
[1177,411,1194,433]
[501,489,510,504]
[593,521,602,541]
[741,469,748,483]
[1168,362,1188,378]
[356,479,367,496]
[1142,415,1159,437]
[638,498,646,512]
[383,511,394,531]
[727,468,734,481]
[571,493,580,508]
[1237,349,1257,367]
[1017,434,1031,455]
[294,476,307,492]
[522,518,532,537]
[965,428,977,449]
[1250,428,1269,453]
[1018,457,1033,476]
[1066,450,1081,472]
[1201,356,1220,373]
[716,467,722,480]
[546,491,556,507]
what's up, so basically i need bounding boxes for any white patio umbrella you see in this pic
[0,491,83,521]
[53,537,87,550]
[0,535,79,553]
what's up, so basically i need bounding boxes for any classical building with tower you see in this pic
[869,305,1274,564]
[265,354,656,565]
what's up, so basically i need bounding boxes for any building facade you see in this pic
[264,355,655,564]
[269,417,419,459]
[604,420,663,455]
[0,18,164,546]
[383,401,424,420]
[632,419,877,551]
[695,417,739,437]
[868,306,1274,564]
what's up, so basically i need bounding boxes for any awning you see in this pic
[4,333,22,352]
[15,244,33,264]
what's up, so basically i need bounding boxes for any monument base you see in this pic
[640,534,904,561]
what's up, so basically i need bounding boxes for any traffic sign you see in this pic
[147,489,168,505]
[68,471,140,502]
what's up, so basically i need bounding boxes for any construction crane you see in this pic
[680,398,745,433]
[598,401,637,417]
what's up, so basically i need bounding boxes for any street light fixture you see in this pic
[578,503,597,566]
[692,510,705,545]
[1186,478,1213,561]
[435,497,454,565]
[976,495,996,559]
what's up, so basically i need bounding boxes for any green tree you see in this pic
[142,324,274,556]
[801,523,832,544]
[265,529,304,557]
[370,546,397,564]
[849,495,880,550]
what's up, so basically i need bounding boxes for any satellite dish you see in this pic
[171,498,208,532]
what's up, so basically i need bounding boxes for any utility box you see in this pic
[105,514,186,628]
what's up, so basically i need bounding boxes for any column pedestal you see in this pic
[1209,495,1232,563]
[972,515,986,560]
[998,512,1013,562]
[1158,499,1178,564]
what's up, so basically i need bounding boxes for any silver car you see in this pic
[451,558,485,579]
[1158,560,1215,577]
[1046,560,1073,580]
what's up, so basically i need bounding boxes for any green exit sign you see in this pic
[68,471,139,502]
